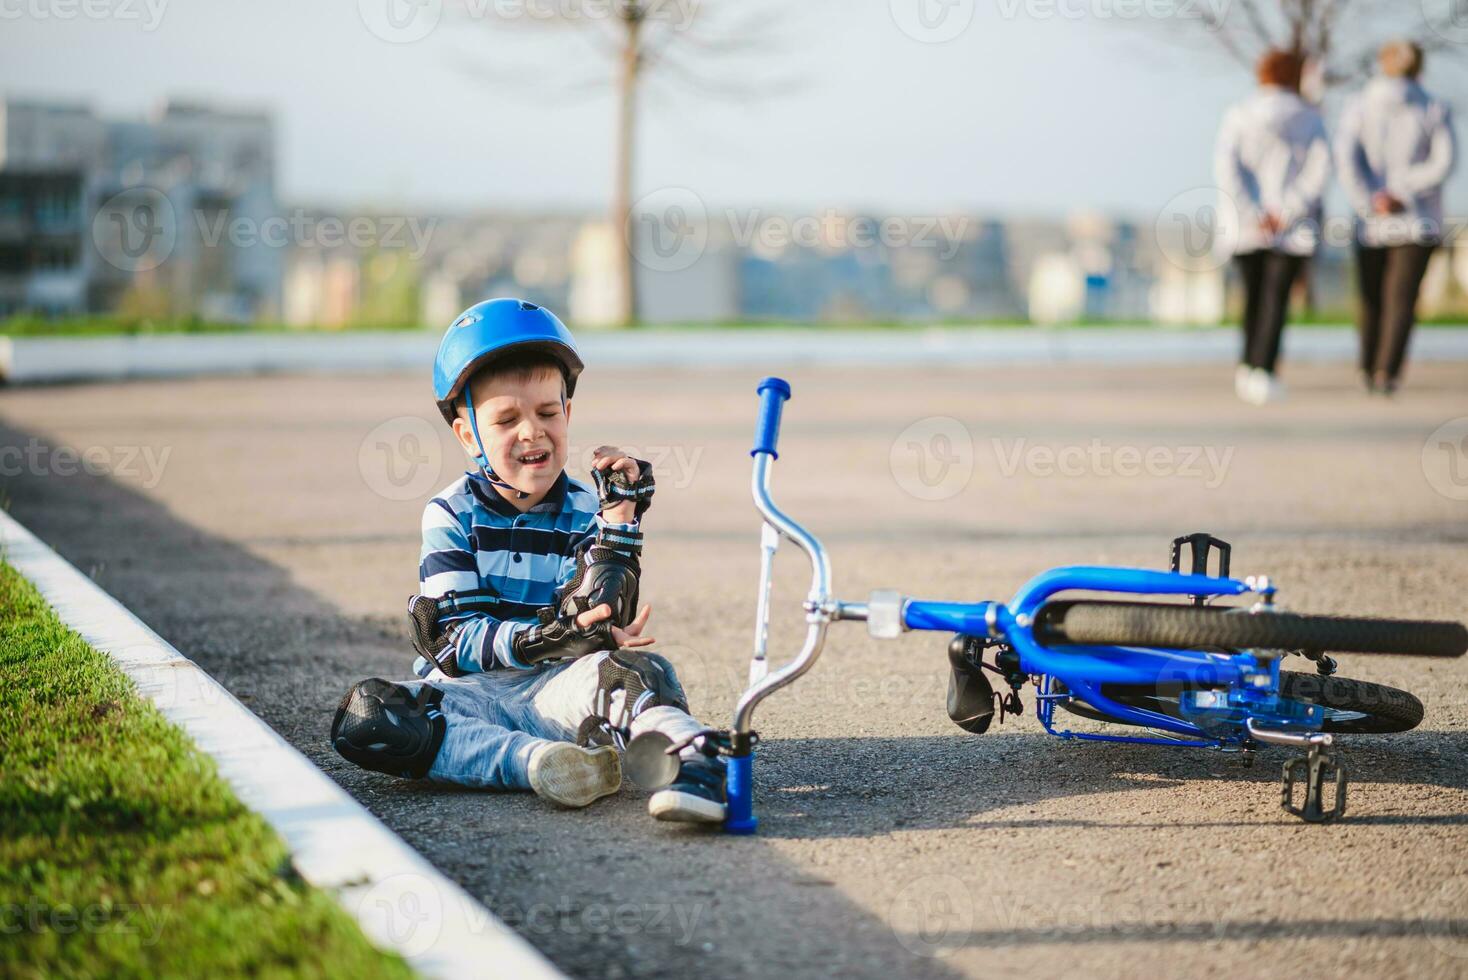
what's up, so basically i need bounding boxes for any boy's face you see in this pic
[452,368,571,499]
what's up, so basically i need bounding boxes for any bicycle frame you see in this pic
[725,377,1302,834]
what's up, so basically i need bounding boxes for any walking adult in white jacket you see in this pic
[1335,40,1456,395]
[1214,49,1331,405]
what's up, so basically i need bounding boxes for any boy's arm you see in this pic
[411,500,524,674]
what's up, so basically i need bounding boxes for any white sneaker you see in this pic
[528,742,622,808]
[1234,365,1259,403]
[1254,369,1286,404]
[1236,367,1283,406]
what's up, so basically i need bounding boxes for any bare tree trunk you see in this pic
[612,12,641,327]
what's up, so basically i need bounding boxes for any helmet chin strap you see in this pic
[465,392,530,500]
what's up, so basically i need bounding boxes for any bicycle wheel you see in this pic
[1033,600,1468,658]
[1053,672,1424,734]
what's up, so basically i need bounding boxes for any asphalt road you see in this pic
[4,361,1468,979]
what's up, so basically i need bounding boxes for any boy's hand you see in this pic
[591,447,645,524]
[575,602,655,649]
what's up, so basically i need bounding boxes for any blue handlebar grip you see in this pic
[751,377,792,458]
[724,752,757,834]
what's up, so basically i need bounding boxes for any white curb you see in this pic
[0,509,562,980]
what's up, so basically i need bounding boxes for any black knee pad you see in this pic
[577,650,690,747]
[331,678,446,780]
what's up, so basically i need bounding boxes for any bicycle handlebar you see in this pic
[751,377,792,458]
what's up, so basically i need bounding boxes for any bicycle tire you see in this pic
[1055,672,1424,734]
[1034,600,1468,658]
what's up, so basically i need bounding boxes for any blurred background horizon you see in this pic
[6,0,1468,330]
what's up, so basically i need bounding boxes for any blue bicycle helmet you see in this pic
[433,298,584,497]
[433,298,584,426]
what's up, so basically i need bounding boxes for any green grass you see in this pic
[0,561,413,979]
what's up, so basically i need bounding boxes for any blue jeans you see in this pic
[419,652,708,790]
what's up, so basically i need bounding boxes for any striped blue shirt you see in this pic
[414,469,638,675]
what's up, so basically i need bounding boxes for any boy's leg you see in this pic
[527,650,710,757]
[527,651,728,825]
[429,670,622,805]
[332,674,549,790]
[428,673,550,790]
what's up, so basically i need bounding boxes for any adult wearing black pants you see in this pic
[1214,49,1331,405]
[1336,41,1456,396]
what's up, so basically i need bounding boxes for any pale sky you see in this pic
[3,0,1465,218]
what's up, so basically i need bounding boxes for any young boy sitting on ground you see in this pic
[329,298,726,824]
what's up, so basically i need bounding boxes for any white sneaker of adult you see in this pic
[1234,365,1259,403]
[1254,369,1287,404]
[528,742,622,808]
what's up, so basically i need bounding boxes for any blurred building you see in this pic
[1021,212,1168,324]
[0,97,280,320]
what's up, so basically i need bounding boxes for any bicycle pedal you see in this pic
[1281,746,1346,824]
[1170,532,1232,607]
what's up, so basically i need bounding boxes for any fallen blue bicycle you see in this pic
[630,377,1468,829]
